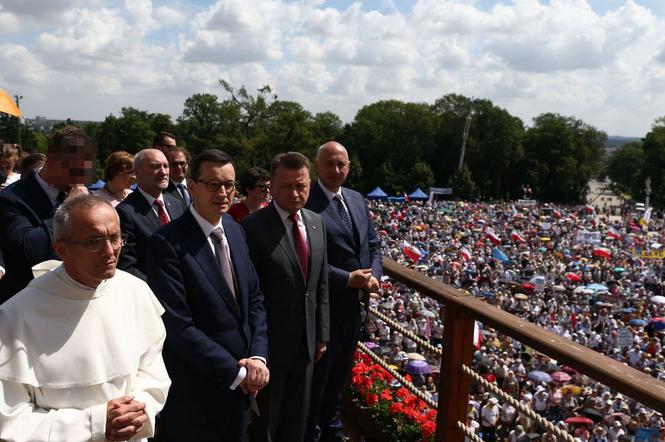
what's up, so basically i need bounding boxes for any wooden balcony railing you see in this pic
[381,258,665,442]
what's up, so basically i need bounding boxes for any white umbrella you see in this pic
[650,295,665,305]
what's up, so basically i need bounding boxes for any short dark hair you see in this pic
[167,145,191,163]
[238,167,270,195]
[153,131,176,147]
[103,150,134,182]
[270,152,310,177]
[19,153,46,176]
[190,149,234,181]
[48,126,96,157]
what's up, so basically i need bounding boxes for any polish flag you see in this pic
[485,227,501,245]
[511,230,526,243]
[403,241,422,262]
[473,321,484,350]
[460,247,472,261]
[592,247,612,259]
[607,227,623,241]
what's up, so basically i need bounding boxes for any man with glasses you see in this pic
[0,126,95,304]
[146,149,269,442]
[166,146,192,207]
[117,149,185,281]
[229,167,271,221]
[241,152,329,442]
[0,194,171,441]
[152,131,177,154]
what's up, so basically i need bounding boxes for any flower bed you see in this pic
[349,351,438,441]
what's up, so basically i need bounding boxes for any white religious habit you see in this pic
[0,264,171,442]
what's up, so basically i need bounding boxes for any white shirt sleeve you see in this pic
[229,356,267,390]
[0,380,107,442]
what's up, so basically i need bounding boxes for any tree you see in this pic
[641,120,665,207]
[605,142,645,198]
[522,113,605,203]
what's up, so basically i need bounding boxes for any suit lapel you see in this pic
[183,213,241,318]
[302,209,320,285]
[341,188,363,245]
[134,192,162,230]
[164,192,183,221]
[266,204,305,283]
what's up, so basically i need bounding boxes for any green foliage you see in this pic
[606,142,645,197]
[642,123,665,207]
[451,165,476,200]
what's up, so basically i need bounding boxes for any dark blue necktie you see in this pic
[177,183,191,206]
[335,195,353,236]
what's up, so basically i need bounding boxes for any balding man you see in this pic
[117,149,185,281]
[306,141,382,442]
[0,194,170,441]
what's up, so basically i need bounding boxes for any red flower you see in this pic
[421,419,436,439]
[364,393,379,406]
[380,389,393,401]
[396,387,409,398]
[390,402,404,415]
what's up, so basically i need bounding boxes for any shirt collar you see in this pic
[189,205,223,238]
[318,180,343,202]
[35,171,62,205]
[273,201,301,224]
[138,187,164,208]
[173,178,187,187]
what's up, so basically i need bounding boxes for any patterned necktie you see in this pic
[289,212,309,281]
[334,194,353,235]
[154,199,170,225]
[210,227,236,297]
[177,183,191,206]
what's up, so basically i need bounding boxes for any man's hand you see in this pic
[365,275,380,293]
[238,358,270,395]
[315,341,327,362]
[105,396,147,441]
[65,184,89,199]
[348,269,372,288]
[0,269,4,281]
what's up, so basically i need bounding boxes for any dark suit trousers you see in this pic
[252,331,312,442]
[307,306,362,442]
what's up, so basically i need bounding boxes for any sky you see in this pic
[1,0,665,137]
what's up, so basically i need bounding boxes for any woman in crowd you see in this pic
[0,143,21,189]
[228,166,270,221]
[93,150,134,207]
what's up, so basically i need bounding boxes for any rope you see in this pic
[460,364,575,442]
[457,421,485,442]
[364,303,443,357]
[357,341,438,409]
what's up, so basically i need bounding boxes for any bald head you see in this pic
[315,141,350,192]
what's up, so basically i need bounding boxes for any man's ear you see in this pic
[53,240,68,260]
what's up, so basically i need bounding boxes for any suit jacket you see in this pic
[305,182,382,316]
[0,172,59,303]
[166,179,187,206]
[241,203,329,361]
[116,189,184,281]
[146,211,268,439]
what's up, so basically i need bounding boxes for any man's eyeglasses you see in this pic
[194,179,236,193]
[254,184,270,192]
[64,234,128,252]
[169,161,188,168]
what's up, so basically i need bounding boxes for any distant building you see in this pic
[586,179,624,214]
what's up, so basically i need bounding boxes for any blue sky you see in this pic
[1,0,664,136]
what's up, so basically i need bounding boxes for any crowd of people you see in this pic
[1,125,665,442]
[362,199,665,441]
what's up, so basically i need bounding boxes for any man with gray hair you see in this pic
[117,148,185,281]
[0,194,170,441]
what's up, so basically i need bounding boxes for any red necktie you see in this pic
[154,199,170,225]
[289,212,309,281]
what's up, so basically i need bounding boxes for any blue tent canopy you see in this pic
[367,186,388,200]
[408,187,429,200]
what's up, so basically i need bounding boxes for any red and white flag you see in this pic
[607,227,622,241]
[460,247,472,261]
[511,230,526,243]
[485,227,501,245]
[403,240,422,262]
[592,247,612,259]
[473,321,483,350]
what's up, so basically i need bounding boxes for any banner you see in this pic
[631,247,665,259]
[575,230,602,244]
[430,187,453,195]
[517,199,537,206]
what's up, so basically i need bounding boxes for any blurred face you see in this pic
[189,161,236,225]
[315,142,350,192]
[155,135,176,154]
[247,179,270,203]
[271,166,310,214]
[54,204,121,288]
[135,149,169,197]
[44,153,96,190]
[0,154,18,175]
[168,150,189,183]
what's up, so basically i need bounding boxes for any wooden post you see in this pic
[436,305,474,442]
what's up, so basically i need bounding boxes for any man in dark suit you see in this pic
[117,148,184,281]
[166,145,191,206]
[146,149,269,441]
[241,152,329,442]
[0,126,96,303]
[306,141,382,442]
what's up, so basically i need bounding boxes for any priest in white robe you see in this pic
[0,194,170,442]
